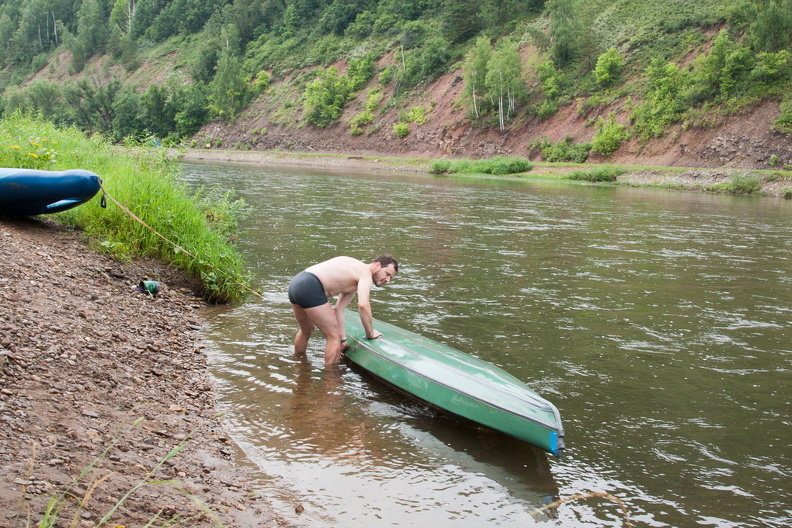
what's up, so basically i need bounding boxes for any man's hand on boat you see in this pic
[367,330,383,340]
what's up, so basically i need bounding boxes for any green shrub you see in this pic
[487,157,533,175]
[348,110,374,135]
[537,99,560,119]
[407,106,428,125]
[591,113,631,156]
[429,160,451,174]
[567,166,625,182]
[775,98,792,133]
[253,70,272,92]
[365,88,383,112]
[631,58,687,141]
[595,48,625,87]
[534,136,591,163]
[393,122,410,138]
[706,173,762,194]
[379,65,395,85]
[303,66,349,127]
[430,156,533,176]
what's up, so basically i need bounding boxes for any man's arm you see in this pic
[356,273,382,339]
[334,292,354,341]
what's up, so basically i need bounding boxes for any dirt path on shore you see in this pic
[0,217,289,528]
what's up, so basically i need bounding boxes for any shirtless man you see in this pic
[287,255,399,365]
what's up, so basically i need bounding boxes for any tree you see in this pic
[72,0,107,72]
[595,47,624,87]
[174,83,210,138]
[547,0,581,67]
[485,40,523,130]
[463,36,492,118]
[208,47,248,120]
[111,86,143,140]
[63,78,121,135]
[25,80,66,123]
[110,0,136,34]
[441,0,482,45]
[749,0,792,53]
[591,112,629,156]
[140,84,177,137]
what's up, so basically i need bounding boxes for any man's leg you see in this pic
[299,303,344,364]
[292,304,315,354]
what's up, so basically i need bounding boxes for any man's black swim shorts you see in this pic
[288,271,328,309]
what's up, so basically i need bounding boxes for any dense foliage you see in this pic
[0,112,252,301]
[0,0,789,156]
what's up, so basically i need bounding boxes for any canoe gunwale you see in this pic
[345,329,565,456]
[348,333,563,434]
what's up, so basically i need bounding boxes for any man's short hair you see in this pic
[373,254,398,273]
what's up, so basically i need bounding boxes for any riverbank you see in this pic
[179,148,792,197]
[0,217,289,528]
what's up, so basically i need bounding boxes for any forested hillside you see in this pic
[1,0,791,169]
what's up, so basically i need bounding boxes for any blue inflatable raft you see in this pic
[0,168,102,216]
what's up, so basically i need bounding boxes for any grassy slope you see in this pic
[0,114,251,301]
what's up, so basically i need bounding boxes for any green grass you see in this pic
[566,166,626,182]
[429,156,534,176]
[0,113,251,302]
[705,172,763,194]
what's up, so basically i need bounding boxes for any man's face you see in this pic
[373,263,397,287]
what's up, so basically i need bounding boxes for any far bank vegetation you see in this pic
[0,0,790,166]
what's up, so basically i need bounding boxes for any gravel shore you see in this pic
[0,216,288,528]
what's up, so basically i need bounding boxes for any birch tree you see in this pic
[484,40,523,130]
[462,36,491,118]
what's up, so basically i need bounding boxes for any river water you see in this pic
[179,161,791,528]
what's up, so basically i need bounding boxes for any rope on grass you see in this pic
[528,491,634,527]
[99,182,263,300]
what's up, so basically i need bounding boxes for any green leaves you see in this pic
[591,113,630,156]
[304,57,376,127]
[595,48,625,87]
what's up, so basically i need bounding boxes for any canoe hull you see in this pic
[344,311,565,457]
[0,168,102,215]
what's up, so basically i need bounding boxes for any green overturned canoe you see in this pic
[344,310,565,457]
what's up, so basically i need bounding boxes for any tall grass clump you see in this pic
[705,172,762,194]
[0,113,251,302]
[429,156,533,176]
[566,166,625,182]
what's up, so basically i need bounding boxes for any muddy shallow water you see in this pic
[182,161,792,528]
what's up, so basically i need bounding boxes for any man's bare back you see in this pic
[306,256,373,298]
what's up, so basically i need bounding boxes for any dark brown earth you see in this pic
[0,217,291,528]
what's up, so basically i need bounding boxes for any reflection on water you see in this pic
[186,162,792,528]
[203,302,562,527]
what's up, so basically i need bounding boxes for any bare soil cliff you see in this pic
[196,63,791,172]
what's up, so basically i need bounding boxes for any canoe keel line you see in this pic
[344,310,565,457]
